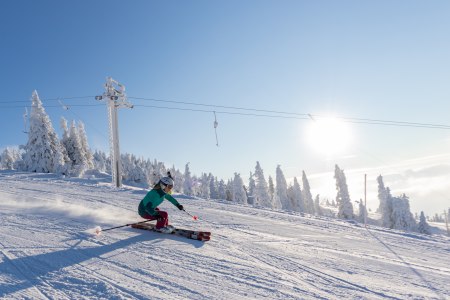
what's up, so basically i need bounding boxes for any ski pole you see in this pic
[182,209,198,221]
[95,219,153,235]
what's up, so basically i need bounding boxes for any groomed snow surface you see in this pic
[0,171,449,300]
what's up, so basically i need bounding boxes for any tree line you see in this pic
[1,90,447,235]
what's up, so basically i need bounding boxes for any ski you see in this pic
[131,223,211,241]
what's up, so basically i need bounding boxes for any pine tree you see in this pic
[59,117,71,174]
[77,121,94,169]
[268,176,275,202]
[209,175,219,199]
[247,172,256,205]
[302,171,314,214]
[0,147,19,170]
[199,173,211,199]
[417,211,431,234]
[233,173,247,204]
[276,165,292,211]
[93,150,107,172]
[334,165,354,219]
[378,175,394,228]
[183,163,193,196]
[68,120,88,176]
[226,179,233,201]
[23,90,64,173]
[254,162,272,208]
[292,177,305,212]
[358,200,367,223]
[218,179,227,200]
[391,194,416,231]
[314,195,322,216]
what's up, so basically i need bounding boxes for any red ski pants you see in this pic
[141,208,169,229]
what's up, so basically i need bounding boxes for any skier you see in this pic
[138,175,184,233]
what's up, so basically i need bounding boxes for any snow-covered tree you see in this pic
[121,154,148,185]
[58,117,72,174]
[254,161,272,208]
[68,120,89,176]
[199,173,211,199]
[226,179,233,201]
[247,172,256,205]
[148,160,166,186]
[77,121,94,169]
[276,165,292,211]
[302,171,314,214]
[93,150,108,173]
[233,173,247,204]
[183,163,194,196]
[357,200,367,223]
[0,147,20,170]
[378,175,394,228]
[268,176,275,202]
[314,195,322,216]
[292,177,304,212]
[391,194,416,231]
[209,175,219,199]
[334,165,354,219]
[217,179,227,200]
[22,90,64,173]
[417,211,431,234]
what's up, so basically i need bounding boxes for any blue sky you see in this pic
[1,1,450,214]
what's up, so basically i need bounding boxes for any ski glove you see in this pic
[177,204,184,211]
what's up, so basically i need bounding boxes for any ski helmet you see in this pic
[160,176,174,187]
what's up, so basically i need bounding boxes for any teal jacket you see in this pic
[138,188,181,217]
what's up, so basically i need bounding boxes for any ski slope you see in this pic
[0,171,449,299]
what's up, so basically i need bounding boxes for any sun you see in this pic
[305,117,353,156]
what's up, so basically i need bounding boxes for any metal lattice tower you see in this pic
[96,77,133,187]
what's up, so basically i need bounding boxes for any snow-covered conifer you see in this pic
[378,175,394,228]
[233,173,247,204]
[77,121,94,169]
[183,163,194,196]
[302,171,314,214]
[0,147,20,170]
[391,194,416,231]
[93,150,108,173]
[247,172,256,205]
[417,211,431,234]
[268,176,275,202]
[58,117,71,174]
[292,177,304,212]
[334,165,354,219]
[314,195,322,216]
[23,90,64,173]
[67,120,88,176]
[276,165,292,211]
[218,179,227,200]
[254,162,272,208]
[209,175,219,199]
[358,200,367,223]
[226,179,233,201]
[199,173,211,199]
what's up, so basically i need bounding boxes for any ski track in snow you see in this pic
[0,171,449,299]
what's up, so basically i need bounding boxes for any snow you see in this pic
[0,170,449,299]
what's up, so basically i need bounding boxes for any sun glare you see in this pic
[305,117,353,156]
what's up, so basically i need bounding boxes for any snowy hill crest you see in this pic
[0,171,449,299]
